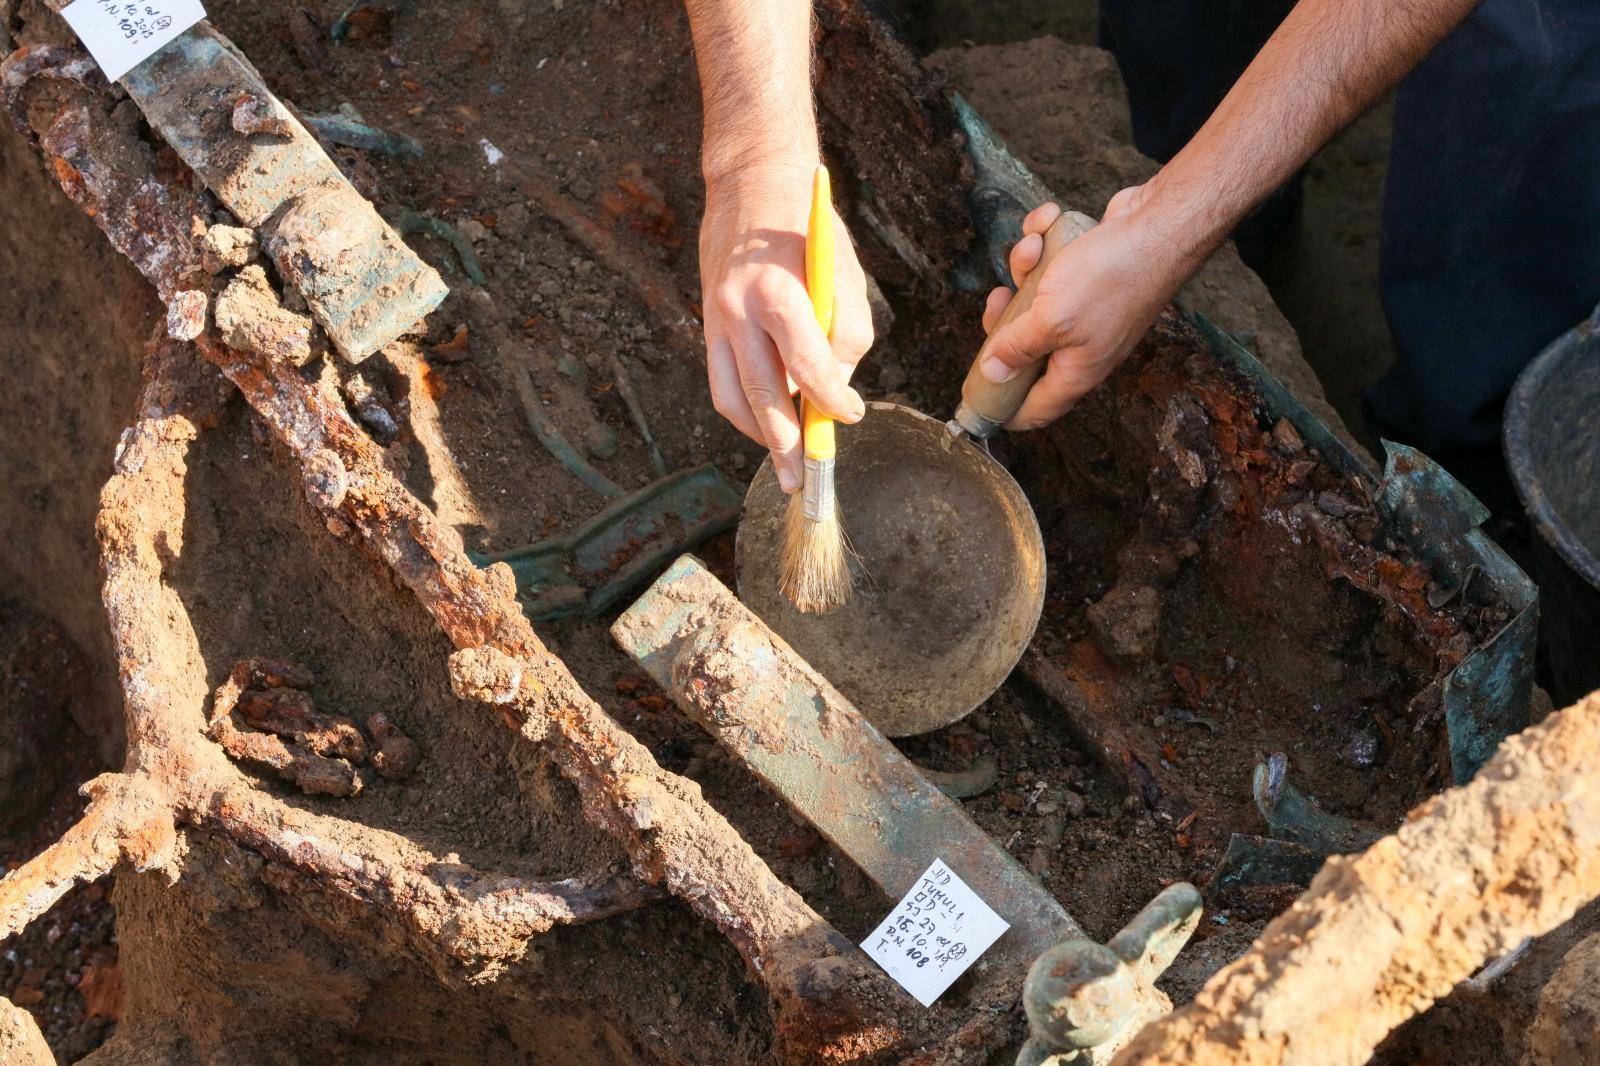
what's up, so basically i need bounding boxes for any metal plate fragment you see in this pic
[120,24,447,361]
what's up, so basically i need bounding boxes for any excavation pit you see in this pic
[0,0,1547,1061]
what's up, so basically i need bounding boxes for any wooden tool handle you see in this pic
[955,209,1094,436]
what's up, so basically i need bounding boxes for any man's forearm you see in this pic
[1138,0,1480,275]
[685,0,818,181]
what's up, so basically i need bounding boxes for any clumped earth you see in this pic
[0,0,1580,1063]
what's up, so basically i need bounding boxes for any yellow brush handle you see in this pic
[803,165,836,462]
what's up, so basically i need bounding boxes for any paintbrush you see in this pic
[780,165,854,613]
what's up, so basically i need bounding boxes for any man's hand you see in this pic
[978,194,1195,429]
[975,0,1482,432]
[700,162,871,492]
[684,0,874,491]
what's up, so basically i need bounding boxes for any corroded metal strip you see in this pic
[612,554,1082,966]
[118,25,446,361]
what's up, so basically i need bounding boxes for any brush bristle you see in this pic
[779,491,854,613]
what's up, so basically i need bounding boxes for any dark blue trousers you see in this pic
[1100,0,1600,459]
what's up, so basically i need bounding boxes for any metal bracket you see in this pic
[1018,883,1203,1065]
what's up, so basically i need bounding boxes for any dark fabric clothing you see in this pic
[1098,0,1600,458]
[1098,0,1294,164]
[1097,0,1300,265]
[1370,0,1600,456]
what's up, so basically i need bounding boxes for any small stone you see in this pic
[1085,583,1161,663]
[199,224,260,274]
[1344,728,1380,768]
[1059,790,1087,818]
[457,218,491,244]
[303,449,349,511]
[1036,801,1059,816]
[231,93,295,138]
[366,712,420,781]
[585,423,620,460]
[1316,491,1362,518]
[497,200,531,239]
[342,373,400,445]
[1286,459,1318,486]
[1271,418,1305,454]
[166,290,208,341]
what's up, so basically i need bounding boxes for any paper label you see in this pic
[861,859,1010,1007]
[60,0,206,82]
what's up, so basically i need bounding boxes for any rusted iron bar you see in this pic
[92,336,655,984]
[1019,647,1192,817]
[614,555,1083,965]
[505,162,701,348]
[1112,692,1600,1066]
[208,785,661,981]
[0,773,173,940]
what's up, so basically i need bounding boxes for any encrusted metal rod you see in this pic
[93,336,653,984]
[1112,692,1600,1066]
[0,773,173,941]
[612,555,1083,964]
[1019,647,1189,816]
[197,299,894,1054]
[208,785,662,981]
[53,12,448,361]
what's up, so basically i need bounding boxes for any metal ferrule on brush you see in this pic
[802,456,835,521]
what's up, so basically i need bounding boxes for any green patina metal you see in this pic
[1372,443,1538,783]
[477,466,740,621]
[1018,883,1203,1066]
[302,112,425,161]
[121,25,447,361]
[613,555,1081,964]
[392,211,488,286]
[1210,834,1327,893]
[1252,753,1384,856]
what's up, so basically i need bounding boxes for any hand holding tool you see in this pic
[951,209,1093,440]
